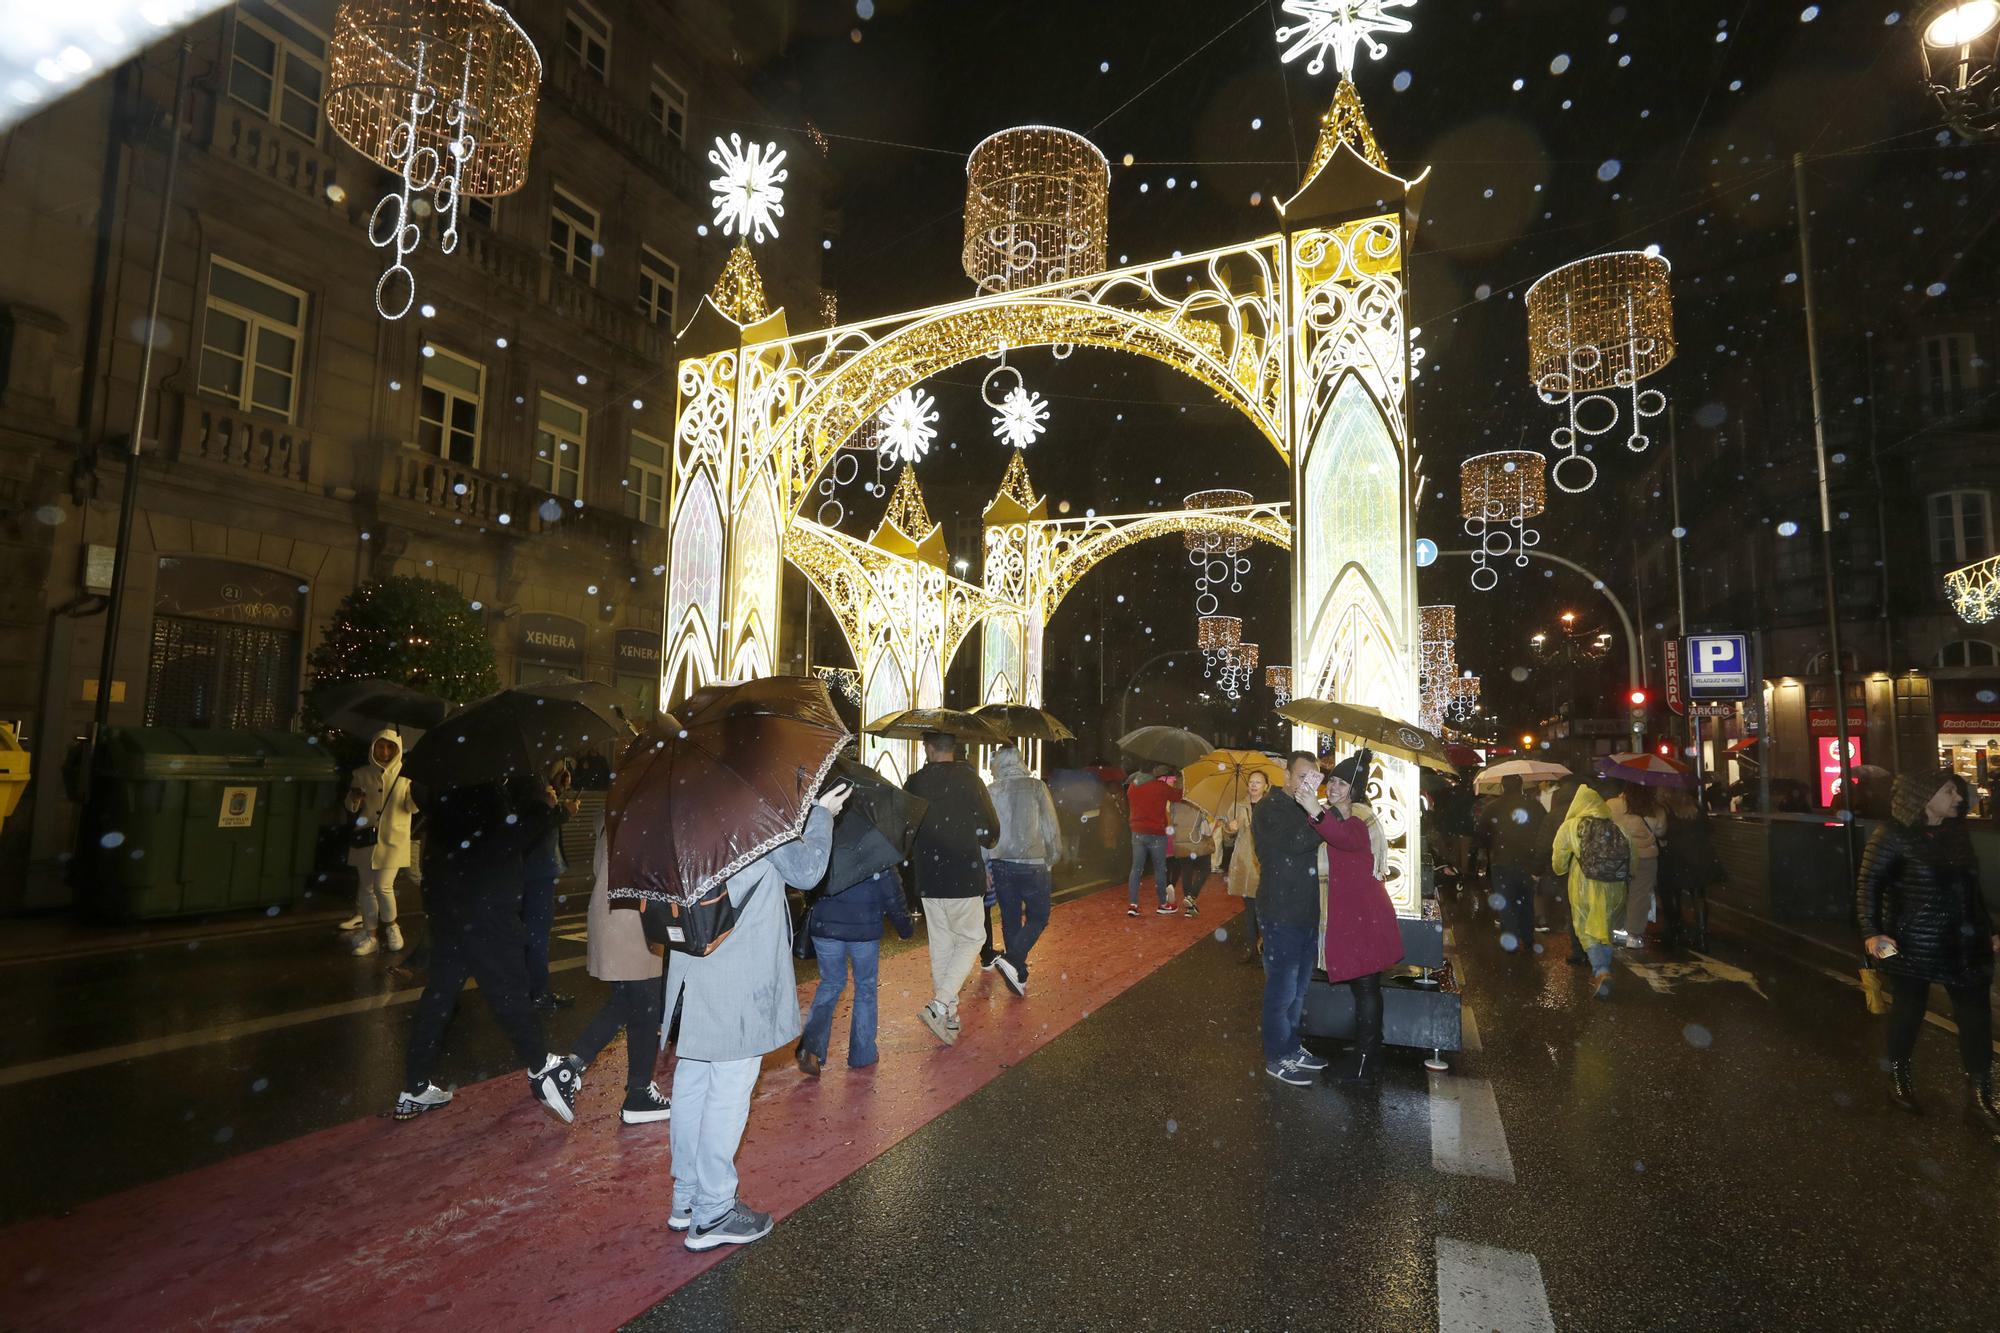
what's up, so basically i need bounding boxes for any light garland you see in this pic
[1946,553,2000,624]
[1460,450,1546,593]
[709,242,770,324]
[326,0,541,321]
[708,133,788,244]
[963,126,1110,294]
[1526,251,1675,493]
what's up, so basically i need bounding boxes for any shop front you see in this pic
[1938,709,2000,799]
[516,613,586,685]
[613,627,662,721]
[145,557,308,731]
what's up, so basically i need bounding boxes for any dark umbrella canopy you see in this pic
[865,707,1007,742]
[1048,767,1111,814]
[972,703,1075,743]
[401,680,636,790]
[1117,725,1213,769]
[821,756,928,893]
[310,678,454,735]
[606,676,852,906]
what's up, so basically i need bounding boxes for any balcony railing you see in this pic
[456,227,669,364]
[202,98,343,213]
[171,395,314,487]
[546,56,707,209]
[380,447,660,560]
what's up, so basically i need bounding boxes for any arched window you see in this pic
[1936,639,2000,670]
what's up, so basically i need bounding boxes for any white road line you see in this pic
[1436,1238,1556,1333]
[1807,961,2000,1055]
[1428,1072,1516,1183]
[0,956,593,1088]
[1460,1005,1483,1053]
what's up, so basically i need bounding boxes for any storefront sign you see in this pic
[1937,713,2000,734]
[1663,639,1684,715]
[155,557,305,627]
[1807,708,1867,736]
[517,613,586,668]
[218,786,258,828]
[1686,633,1750,700]
[1818,736,1860,809]
[614,628,662,671]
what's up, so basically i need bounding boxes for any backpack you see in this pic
[1577,815,1631,883]
[635,882,742,957]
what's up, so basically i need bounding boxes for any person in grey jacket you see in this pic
[986,744,1062,998]
[668,781,851,1252]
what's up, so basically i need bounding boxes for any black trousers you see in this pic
[404,888,547,1093]
[1491,865,1536,948]
[1343,972,1384,1053]
[574,977,666,1093]
[520,873,558,999]
[1180,853,1209,901]
[1886,973,1994,1074]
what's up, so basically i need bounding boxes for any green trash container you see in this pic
[76,728,341,921]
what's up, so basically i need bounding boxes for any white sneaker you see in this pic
[383,923,405,952]
[349,932,379,957]
[337,915,364,931]
[393,1082,453,1120]
[919,1003,955,1046]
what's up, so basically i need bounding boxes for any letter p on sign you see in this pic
[1697,639,1734,673]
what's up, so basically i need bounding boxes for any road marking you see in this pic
[1436,1238,1555,1333]
[1460,1005,1483,1053]
[0,956,593,1088]
[1807,960,2000,1055]
[1622,950,1768,999]
[1428,1072,1516,1183]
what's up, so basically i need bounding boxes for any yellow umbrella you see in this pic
[1277,698,1458,773]
[1179,749,1287,818]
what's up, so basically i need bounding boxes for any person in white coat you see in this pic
[344,729,419,956]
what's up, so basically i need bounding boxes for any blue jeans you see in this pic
[991,860,1052,980]
[1586,942,1614,975]
[1260,923,1317,1064]
[800,936,881,1067]
[1128,833,1169,907]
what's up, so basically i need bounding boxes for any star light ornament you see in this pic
[991,386,1050,449]
[708,133,788,243]
[1275,0,1418,79]
[877,388,940,465]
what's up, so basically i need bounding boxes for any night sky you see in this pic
[725,0,1992,755]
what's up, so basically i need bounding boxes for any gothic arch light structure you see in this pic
[664,86,1429,908]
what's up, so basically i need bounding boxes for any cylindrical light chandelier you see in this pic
[962,126,1110,294]
[1460,450,1547,592]
[1418,605,1458,735]
[1525,250,1675,493]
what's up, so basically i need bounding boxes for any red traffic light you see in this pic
[1628,688,1650,707]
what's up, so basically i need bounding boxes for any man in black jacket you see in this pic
[1253,751,1337,1087]
[905,732,999,1046]
[1478,774,1544,952]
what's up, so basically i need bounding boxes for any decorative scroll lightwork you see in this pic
[962,126,1110,294]
[1525,251,1675,494]
[326,0,541,320]
[1460,450,1547,593]
[1947,553,2000,624]
[814,665,863,705]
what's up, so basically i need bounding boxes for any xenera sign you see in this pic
[1686,634,1750,700]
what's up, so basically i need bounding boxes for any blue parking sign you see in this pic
[1685,634,1749,699]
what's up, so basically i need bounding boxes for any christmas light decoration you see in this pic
[326,0,541,320]
[708,242,769,323]
[1947,553,2000,624]
[1526,251,1675,493]
[1274,0,1417,80]
[814,666,863,705]
[1184,488,1255,618]
[1460,450,1547,592]
[1418,604,1457,734]
[991,385,1051,449]
[877,388,940,464]
[962,126,1110,293]
[708,133,788,243]
[1267,665,1294,708]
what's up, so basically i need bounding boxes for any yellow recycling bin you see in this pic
[0,722,29,832]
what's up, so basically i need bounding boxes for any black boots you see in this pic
[1334,1043,1381,1083]
[1890,1060,1922,1114]
[1968,1071,2000,1138]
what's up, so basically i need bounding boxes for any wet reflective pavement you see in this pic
[1,877,1996,1330]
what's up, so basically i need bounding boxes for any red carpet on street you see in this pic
[1,887,1236,1332]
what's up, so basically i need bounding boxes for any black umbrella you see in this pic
[309,678,454,735]
[403,680,637,790]
[819,756,927,894]
[973,703,1076,743]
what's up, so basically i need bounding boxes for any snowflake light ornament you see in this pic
[991,385,1050,449]
[877,388,940,464]
[1275,0,1417,80]
[708,133,788,244]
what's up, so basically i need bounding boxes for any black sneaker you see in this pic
[620,1082,672,1124]
[393,1082,453,1121]
[995,955,1027,997]
[1265,1058,1313,1086]
[1292,1047,1330,1072]
[532,991,576,1012]
[530,1054,584,1123]
[1185,899,1200,919]
[980,952,999,972]
[685,1202,775,1252]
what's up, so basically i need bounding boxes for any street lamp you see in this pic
[1919,1,2000,137]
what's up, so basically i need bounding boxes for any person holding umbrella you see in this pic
[1317,750,1403,1081]
[985,742,1063,997]
[905,730,1000,1045]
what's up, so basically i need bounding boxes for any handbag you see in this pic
[349,777,397,851]
[792,894,817,961]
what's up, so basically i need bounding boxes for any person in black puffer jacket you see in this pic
[1857,771,1999,1134]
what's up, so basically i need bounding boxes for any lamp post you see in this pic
[1918,1,2000,137]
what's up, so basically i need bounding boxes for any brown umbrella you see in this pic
[1277,698,1457,773]
[864,707,1006,742]
[973,703,1075,743]
[605,676,851,907]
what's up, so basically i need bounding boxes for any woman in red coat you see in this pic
[1312,748,1404,1082]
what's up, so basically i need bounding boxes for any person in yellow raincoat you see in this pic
[1551,781,1639,999]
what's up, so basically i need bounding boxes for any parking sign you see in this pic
[1685,634,1749,700]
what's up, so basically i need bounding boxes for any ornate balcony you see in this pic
[169,395,315,488]
[545,54,707,209]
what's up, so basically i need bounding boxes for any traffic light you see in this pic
[1628,688,1649,707]
[1627,687,1649,731]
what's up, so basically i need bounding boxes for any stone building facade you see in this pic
[0,0,829,909]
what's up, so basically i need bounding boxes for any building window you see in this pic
[1930,490,1993,566]
[626,431,668,526]
[1923,333,1980,418]
[1937,639,2000,669]
[199,257,307,421]
[563,1,611,81]
[467,196,496,229]
[419,347,484,466]
[638,247,678,329]
[648,67,688,145]
[535,392,588,500]
[549,187,600,286]
[228,1,328,142]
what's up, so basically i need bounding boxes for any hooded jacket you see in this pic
[1857,773,1994,986]
[348,728,420,872]
[904,760,1000,898]
[1551,784,1638,950]
[988,748,1063,865]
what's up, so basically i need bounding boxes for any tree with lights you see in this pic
[306,575,498,707]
